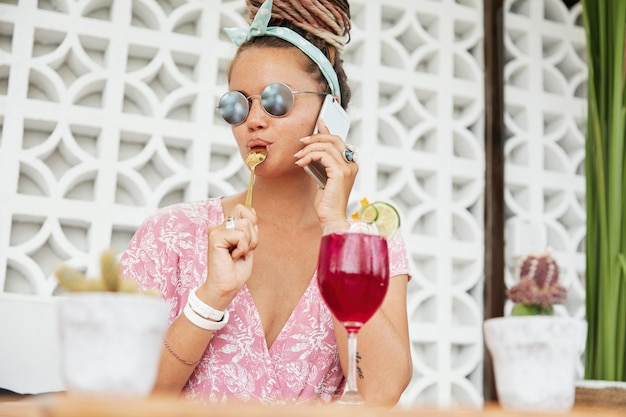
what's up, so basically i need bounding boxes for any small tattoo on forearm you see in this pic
[356,352,364,379]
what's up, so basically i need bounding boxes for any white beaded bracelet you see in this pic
[183,303,230,331]
[188,288,226,321]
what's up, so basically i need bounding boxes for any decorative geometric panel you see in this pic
[502,0,587,375]
[0,0,586,409]
[364,0,485,408]
[503,0,586,313]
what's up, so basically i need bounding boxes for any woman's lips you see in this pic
[247,139,270,150]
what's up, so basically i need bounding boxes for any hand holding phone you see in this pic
[304,95,351,188]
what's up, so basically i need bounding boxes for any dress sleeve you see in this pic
[387,231,411,280]
[119,199,223,322]
[119,206,182,302]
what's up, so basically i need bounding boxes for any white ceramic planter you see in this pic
[484,316,587,412]
[57,293,169,397]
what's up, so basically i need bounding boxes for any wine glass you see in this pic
[317,219,390,405]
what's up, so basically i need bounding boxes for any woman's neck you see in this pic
[250,175,320,227]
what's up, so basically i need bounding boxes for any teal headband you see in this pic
[224,0,341,102]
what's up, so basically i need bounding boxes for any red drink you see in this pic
[317,232,389,331]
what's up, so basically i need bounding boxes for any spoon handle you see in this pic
[245,168,255,208]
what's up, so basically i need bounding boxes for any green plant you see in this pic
[581,0,626,381]
[55,249,156,296]
[507,249,567,316]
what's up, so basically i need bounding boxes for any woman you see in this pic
[120,0,411,406]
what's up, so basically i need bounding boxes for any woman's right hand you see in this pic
[198,204,258,311]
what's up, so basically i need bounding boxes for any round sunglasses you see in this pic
[217,83,327,125]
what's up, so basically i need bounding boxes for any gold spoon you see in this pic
[244,150,267,208]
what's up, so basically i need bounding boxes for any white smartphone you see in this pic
[304,94,351,188]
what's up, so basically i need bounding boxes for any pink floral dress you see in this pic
[120,198,410,405]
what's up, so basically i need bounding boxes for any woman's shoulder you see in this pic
[140,198,224,229]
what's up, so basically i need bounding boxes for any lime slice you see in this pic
[358,204,379,224]
[370,201,401,238]
[351,197,370,220]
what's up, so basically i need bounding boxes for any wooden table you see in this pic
[0,395,623,417]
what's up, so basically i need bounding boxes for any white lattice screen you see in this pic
[0,0,586,409]
[502,0,587,383]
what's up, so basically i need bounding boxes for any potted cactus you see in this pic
[55,250,169,397]
[506,248,567,316]
[484,249,588,412]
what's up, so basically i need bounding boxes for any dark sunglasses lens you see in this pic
[261,83,294,117]
[219,92,248,125]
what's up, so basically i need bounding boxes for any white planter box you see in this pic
[484,316,587,412]
[57,293,169,397]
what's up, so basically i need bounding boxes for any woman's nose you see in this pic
[245,97,268,128]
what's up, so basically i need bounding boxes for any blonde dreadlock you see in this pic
[246,0,351,52]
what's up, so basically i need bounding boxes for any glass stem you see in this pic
[345,330,359,395]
